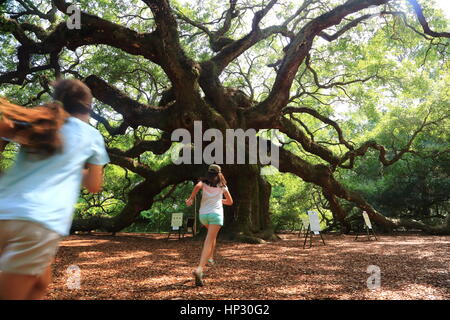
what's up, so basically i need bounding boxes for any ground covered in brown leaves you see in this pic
[47,233,450,300]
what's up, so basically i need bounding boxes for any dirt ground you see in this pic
[47,233,450,300]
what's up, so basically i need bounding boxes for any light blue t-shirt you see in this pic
[0,117,110,236]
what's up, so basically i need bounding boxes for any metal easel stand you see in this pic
[354,226,378,241]
[302,226,326,249]
[167,227,183,240]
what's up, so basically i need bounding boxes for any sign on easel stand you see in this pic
[171,212,183,230]
[363,212,372,229]
[309,211,321,235]
[355,211,378,241]
[167,212,184,240]
[303,211,326,248]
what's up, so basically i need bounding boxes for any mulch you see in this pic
[47,233,450,300]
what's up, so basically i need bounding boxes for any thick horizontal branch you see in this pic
[90,112,128,136]
[0,15,34,44]
[107,135,172,158]
[47,0,160,60]
[21,22,48,40]
[84,75,174,131]
[108,152,155,178]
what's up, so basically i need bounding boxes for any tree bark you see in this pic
[221,164,275,242]
[322,190,351,234]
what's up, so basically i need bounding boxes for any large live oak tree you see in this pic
[1,0,449,239]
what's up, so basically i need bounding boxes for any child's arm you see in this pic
[185,181,202,206]
[82,163,104,193]
[222,188,233,206]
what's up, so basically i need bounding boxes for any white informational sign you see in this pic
[308,211,321,235]
[171,212,183,230]
[362,211,372,229]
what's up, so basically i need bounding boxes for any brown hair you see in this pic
[203,171,227,188]
[52,79,93,115]
[0,98,68,158]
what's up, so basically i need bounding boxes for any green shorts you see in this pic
[199,213,223,226]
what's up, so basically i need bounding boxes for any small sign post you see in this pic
[167,212,184,240]
[303,211,326,248]
[171,212,183,229]
[355,211,378,241]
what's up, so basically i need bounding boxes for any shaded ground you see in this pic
[47,233,450,300]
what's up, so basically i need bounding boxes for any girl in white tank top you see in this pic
[185,164,233,286]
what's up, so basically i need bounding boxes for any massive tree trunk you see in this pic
[222,165,274,242]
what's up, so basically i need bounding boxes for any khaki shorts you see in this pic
[0,220,61,276]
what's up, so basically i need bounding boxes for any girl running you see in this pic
[185,164,233,286]
[0,79,110,300]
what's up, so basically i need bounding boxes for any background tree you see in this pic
[0,0,449,240]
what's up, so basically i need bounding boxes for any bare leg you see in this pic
[27,265,52,300]
[203,225,216,262]
[0,272,37,300]
[209,236,217,262]
[197,224,221,271]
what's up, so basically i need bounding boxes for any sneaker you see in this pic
[193,270,204,287]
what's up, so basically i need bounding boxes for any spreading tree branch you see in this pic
[282,106,355,151]
[408,0,450,38]
[84,75,175,132]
